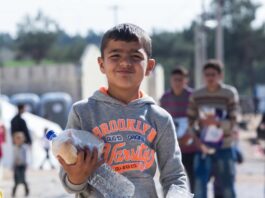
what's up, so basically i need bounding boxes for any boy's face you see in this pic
[170,74,188,94]
[203,68,222,88]
[13,133,24,146]
[98,40,155,91]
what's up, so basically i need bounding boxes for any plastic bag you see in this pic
[166,185,194,198]
[47,129,135,198]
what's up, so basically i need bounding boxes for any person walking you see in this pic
[11,104,32,146]
[39,128,55,169]
[12,132,30,197]
[187,59,239,198]
[160,67,197,192]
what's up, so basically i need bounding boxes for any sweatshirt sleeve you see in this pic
[219,87,240,133]
[65,105,82,130]
[58,105,92,194]
[227,87,239,122]
[155,115,188,196]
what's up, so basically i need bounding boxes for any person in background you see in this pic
[0,121,6,162]
[257,112,265,140]
[12,132,29,197]
[11,104,32,146]
[187,59,239,198]
[39,128,55,170]
[160,67,197,192]
[0,121,6,180]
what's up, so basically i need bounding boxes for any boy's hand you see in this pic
[58,147,105,185]
[200,115,220,127]
[200,144,215,155]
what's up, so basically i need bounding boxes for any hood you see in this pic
[90,89,156,107]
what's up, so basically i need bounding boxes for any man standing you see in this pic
[160,67,197,192]
[11,104,32,145]
[187,60,239,198]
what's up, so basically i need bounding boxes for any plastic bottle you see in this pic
[46,129,135,198]
[46,130,78,164]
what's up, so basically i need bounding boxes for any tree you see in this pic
[0,33,14,49]
[16,11,59,64]
[47,30,88,63]
[152,28,195,89]
[206,0,265,94]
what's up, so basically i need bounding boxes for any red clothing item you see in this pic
[0,123,6,158]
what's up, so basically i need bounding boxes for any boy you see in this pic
[187,60,239,198]
[58,23,188,197]
[160,67,197,192]
[12,132,29,197]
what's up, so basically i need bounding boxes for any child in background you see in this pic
[0,121,6,181]
[40,128,55,169]
[160,67,197,193]
[12,132,29,197]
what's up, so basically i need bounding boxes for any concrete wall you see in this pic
[0,64,81,102]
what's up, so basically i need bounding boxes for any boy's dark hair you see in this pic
[100,23,152,57]
[203,59,223,74]
[171,67,189,77]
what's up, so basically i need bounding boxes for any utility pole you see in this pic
[194,0,207,89]
[110,5,119,26]
[215,0,224,62]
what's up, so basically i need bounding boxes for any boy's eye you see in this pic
[132,55,142,60]
[109,54,120,59]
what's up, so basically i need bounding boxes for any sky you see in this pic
[0,0,265,36]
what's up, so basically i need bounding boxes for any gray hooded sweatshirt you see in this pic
[59,90,188,198]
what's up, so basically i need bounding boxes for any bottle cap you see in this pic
[46,130,57,140]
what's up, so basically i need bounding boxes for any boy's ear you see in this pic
[98,57,105,74]
[145,59,156,76]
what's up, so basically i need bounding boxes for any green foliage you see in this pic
[207,0,265,94]
[16,11,59,64]
[152,28,195,89]
[47,32,86,63]
[46,30,102,63]
[221,0,260,30]
[0,33,14,49]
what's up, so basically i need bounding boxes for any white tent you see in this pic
[0,100,62,169]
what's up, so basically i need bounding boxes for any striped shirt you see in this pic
[187,83,239,148]
[160,87,197,153]
[160,87,192,118]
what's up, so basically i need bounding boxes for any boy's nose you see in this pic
[119,57,132,67]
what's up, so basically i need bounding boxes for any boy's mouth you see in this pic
[116,70,134,74]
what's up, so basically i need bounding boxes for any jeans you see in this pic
[12,165,29,197]
[193,148,236,198]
